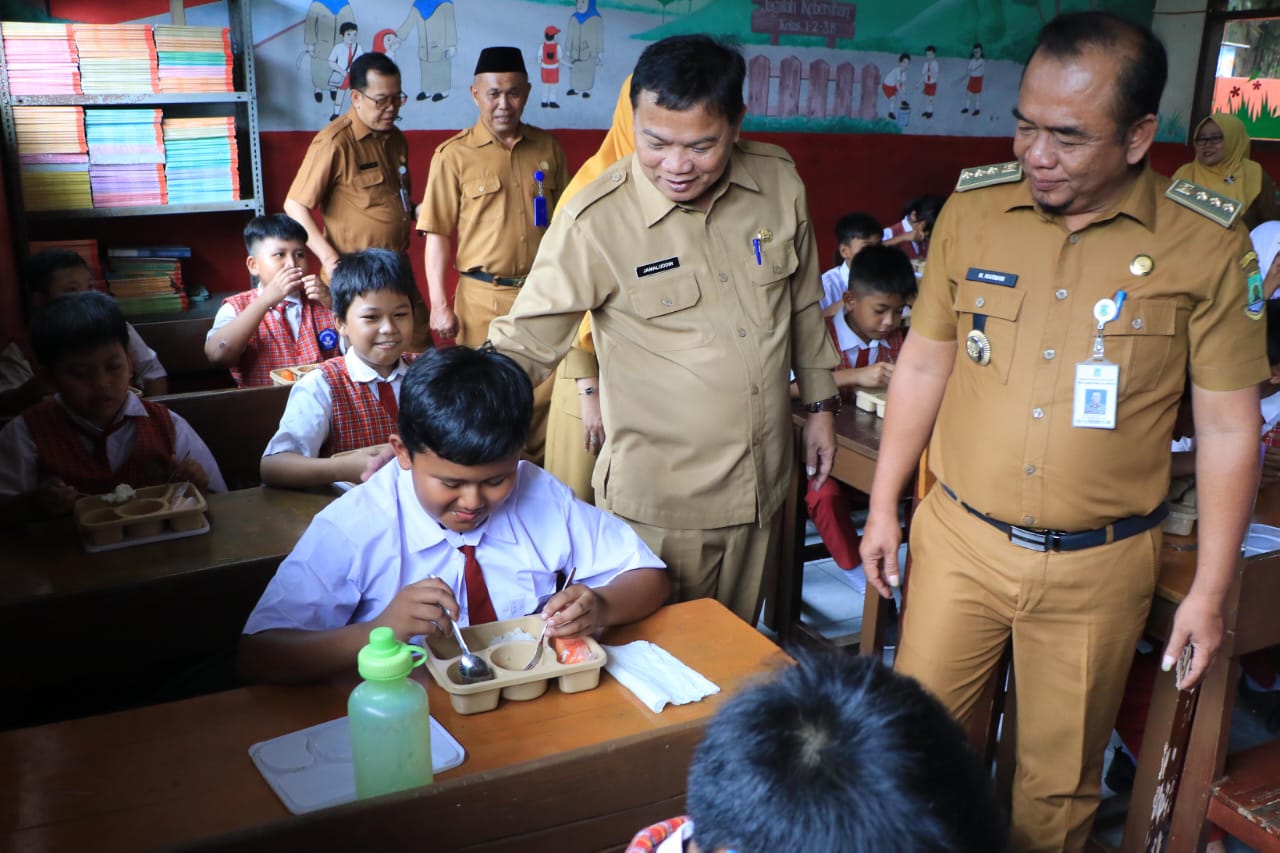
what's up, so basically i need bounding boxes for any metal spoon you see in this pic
[449,618,495,684]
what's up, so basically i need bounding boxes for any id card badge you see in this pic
[1073,360,1119,429]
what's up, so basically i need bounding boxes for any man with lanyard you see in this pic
[860,12,1267,851]
[284,52,431,351]
[418,46,568,464]
[487,35,840,626]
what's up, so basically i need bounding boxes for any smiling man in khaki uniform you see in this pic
[860,12,1267,851]
[488,36,840,625]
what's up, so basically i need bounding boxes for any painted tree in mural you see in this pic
[966,0,1007,47]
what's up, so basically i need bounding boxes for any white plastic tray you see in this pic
[249,715,464,814]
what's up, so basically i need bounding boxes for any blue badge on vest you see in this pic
[318,328,339,350]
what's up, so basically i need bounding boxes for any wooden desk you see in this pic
[1122,487,1280,850]
[1,599,787,852]
[2,487,334,727]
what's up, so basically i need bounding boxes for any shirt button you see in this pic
[975,296,985,308]
[1131,318,1144,330]
[1032,407,1044,419]
[1068,233,1080,245]
[752,437,760,447]
[476,185,484,192]
[661,297,673,307]
[738,328,747,337]
[1056,289,1069,300]
[610,173,622,183]
[1043,349,1055,360]
[773,264,782,274]
[1024,464,1036,475]
[1023,515,1037,525]
[719,273,729,282]
[751,385,759,395]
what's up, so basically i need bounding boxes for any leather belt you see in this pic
[464,271,526,287]
[939,483,1168,553]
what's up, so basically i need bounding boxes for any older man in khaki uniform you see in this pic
[860,12,1266,851]
[418,46,567,463]
[284,52,431,350]
[488,36,840,625]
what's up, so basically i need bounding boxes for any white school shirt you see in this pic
[654,820,695,853]
[0,392,228,495]
[208,289,304,341]
[831,308,890,365]
[243,460,665,633]
[125,324,167,384]
[262,349,410,458]
[819,263,848,311]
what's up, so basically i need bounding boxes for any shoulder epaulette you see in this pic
[563,164,629,218]
[1163,178,1243,228]
[954,161,1022,192]
[736,138,795,165]
[316,115,352,141]
[432,128,470,154]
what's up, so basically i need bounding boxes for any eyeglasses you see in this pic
[359,90,409,110]
[1193,134,1225,145]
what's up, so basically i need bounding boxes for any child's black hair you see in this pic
[904,193,945,229]
[24,248,90,297]
[339,21,357,35]
[30,290,129,370]
[329,248,416,321]
[834,212,881,247]
[687,649,1010,853]
[397,346,533,466]
[243,213,308,254]
[1267,304,1280,367]
[898,52,910,62]
[848,244,918,301]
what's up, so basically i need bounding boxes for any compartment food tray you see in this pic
[73,482,208,550]
[269,363,322,385]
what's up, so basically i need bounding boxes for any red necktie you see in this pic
[276,302,296,340]
[853,346,871,368]
[375,381,398,421]
[459,545,498,624]
[74,415,129,469]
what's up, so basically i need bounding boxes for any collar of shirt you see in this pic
[630,144,761,228]
[342,348,410,384]
[394,461,521,552]
[468,118,526,150]
[1007,162,1159,233]
[56,389,146,434]
[346,107,381,142]
[831,309,877,357]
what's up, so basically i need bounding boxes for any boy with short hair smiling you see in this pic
[260,248,418,489]
[0,291,225,522]
[205,213,339,387]
[239,346,669,684]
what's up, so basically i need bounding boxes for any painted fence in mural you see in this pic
[746,54,881,119]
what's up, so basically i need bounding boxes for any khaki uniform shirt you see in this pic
[287,109,413,254]
[489,142,840,529]
[416,120,568,277]
[912,165,1268,531]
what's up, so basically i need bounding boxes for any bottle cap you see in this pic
[357,626,424,680]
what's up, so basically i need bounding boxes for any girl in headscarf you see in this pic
[1173,113,1280,229]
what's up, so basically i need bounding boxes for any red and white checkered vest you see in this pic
[320,354,417,454]
[224,290,340,387]
[24,398,177,493]
[826,316,904,402]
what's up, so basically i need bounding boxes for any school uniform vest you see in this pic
[24,398,177,494]
[225,291,340,387]
[541,43,558,66]
[320,354,417,454]
[826,317,904,402]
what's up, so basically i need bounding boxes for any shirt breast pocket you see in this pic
[461,177,503,223]
[626,273,713,349]
[1101,298,1177,395]
[952,282,1026,384]
[354,169,389,208]
[744,242,798,330]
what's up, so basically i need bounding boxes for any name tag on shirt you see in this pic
[965,268,1018,287]
[357,161,378,170]
[636,257,680,278]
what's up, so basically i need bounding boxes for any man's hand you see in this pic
[802,410,836,490]
[321,254,340,283]
[1161,588,1225,690]
[373,578,462,641]
[430,303,459,340]
[577,379,604,455]
[860,506,903,598]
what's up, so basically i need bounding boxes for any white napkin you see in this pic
[601,640,720,713]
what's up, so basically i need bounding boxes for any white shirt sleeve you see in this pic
[170,410,228,493]
[207,299,240,340]
[262,368,334,458]
[0,416,37,496]
[126,323,167,383]
[820,265,847,311]
[243,511,364,634]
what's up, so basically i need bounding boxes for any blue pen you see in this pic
[1114,289,1127,316]
[752,237,762,265]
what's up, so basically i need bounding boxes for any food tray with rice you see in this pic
[423,615,607,715]
[854,388,887,418]
[74,482,209,551]
[269,364,322,386]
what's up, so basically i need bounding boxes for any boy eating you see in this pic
[0,291,225,523]
[239,346,670,683]
[260,248,420,489]
[205,213,340,387]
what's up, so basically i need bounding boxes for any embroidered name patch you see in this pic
[636,257,680,278]
[965,267,1018,287]
[358,161,378,170]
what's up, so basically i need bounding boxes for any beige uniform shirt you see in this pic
[912,165,1268,531]
[489,141,840,529]
[416,120,568,277]
[287,109,413,254]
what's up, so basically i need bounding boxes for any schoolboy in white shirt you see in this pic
[819,213,881,313]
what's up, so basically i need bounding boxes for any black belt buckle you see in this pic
[1009,525,1057,552]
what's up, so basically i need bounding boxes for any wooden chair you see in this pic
[151,384,290,489]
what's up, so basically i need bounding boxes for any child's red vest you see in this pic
[320,354,417,454]
[541,43,558,66]
[826,317,904,401]
[224,290,340,387]
[24,398,177,494]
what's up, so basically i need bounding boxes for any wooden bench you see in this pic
[131,304,235,392]
[1206,739,1280,849]
[152,384,290,489]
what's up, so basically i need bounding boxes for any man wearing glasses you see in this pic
[285,52,431,349]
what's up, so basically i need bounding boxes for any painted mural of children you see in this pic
[327,21,363,121]
[565,0,603,99]
[920,45,939,119]
[963,42,985,116]
[883,53,910,121]
[540,25,562,109]
[302,0,355,106]
[372,28,401,61]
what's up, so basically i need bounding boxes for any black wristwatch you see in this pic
[806,394,842,414]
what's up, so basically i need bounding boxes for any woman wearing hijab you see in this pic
[565,0,604,98]
[1173,113,1280,229]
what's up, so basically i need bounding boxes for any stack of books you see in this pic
[162,115,239,204]
[154,25,233,93]
[13,105,91,210]
[107,245,191,314]
[85,108,167,207]
[29,238,106,289]
[0,21,81,95]
[73,23,158,94]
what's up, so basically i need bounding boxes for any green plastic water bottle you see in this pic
[349,626,433,798]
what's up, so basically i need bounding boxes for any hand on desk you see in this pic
[835,363,893,390]
[376,577,460,641]
[860,506,904,598]
[169,455,211,492]
[1162,589,1225,691]
[35,477,78,517]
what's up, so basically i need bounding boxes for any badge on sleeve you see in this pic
[1242,249,1265,320]
[318,328,339,350]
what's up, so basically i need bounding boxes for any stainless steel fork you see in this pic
[522,565,579,670]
